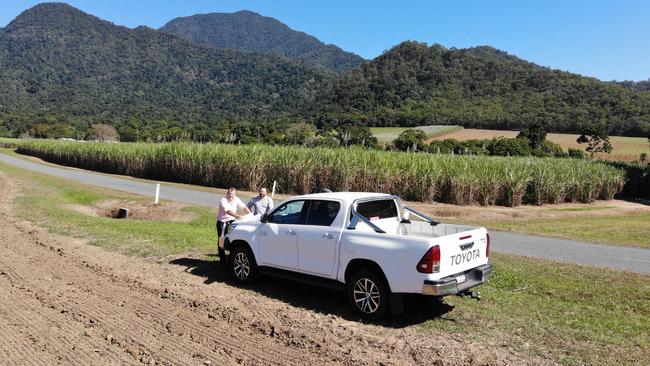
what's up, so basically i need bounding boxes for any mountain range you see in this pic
[0,2,648,139]
[159,10,364,74]
[0,3,329,138]
[315,42,650,136]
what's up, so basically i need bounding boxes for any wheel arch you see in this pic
[228,239,256,262]
[344,258,391,292]
[227,239,250,251]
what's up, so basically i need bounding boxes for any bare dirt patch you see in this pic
[65,200,198,222]
[0,171,546,365]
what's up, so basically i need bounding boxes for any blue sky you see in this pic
[2,1,649,81]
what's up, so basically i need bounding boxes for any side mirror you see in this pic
[260,214,268,223]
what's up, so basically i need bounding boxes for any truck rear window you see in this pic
[356,200,397,220]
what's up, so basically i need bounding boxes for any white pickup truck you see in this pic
[224,192,492,319]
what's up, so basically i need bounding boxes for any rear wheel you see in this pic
[347,268,389,320]
[230,245,258,284]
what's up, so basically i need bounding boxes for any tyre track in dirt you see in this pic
[0,171,547,365]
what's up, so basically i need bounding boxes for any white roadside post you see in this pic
[154,183,160,205]
[271,181,276,198]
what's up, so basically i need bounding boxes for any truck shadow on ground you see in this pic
[169,256,455,327]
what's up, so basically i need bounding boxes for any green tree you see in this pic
[283,123,317,145]
[517,122,547,150]
[567,148,586,159]
[577,120,612,158]
[393,129,427,151]
[48,124,76,139]
[428,139,461,154]
[85,124,120,142]
[336,125,378,148]
[30,123,51,138]
[485,138,532,156]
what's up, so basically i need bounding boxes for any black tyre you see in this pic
[347,268,389,320]
[230,245,258,284]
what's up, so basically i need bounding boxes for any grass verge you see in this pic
[424,253,649,365]
[0,160,216,258]
[1,161,648,364]
[480,213,650,248]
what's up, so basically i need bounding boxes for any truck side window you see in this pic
[305,200,340,226]
[356,200,397,220]
[268,200,308,225]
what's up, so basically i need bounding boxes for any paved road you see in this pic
[1,151,649,274]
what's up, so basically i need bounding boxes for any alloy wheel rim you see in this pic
[353,278,380,314]
[233,252,250,280]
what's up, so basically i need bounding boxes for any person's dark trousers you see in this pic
[216,220,232,265]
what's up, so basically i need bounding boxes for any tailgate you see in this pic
[437,228,489,277]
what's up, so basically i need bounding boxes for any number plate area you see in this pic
[455,274,466,283]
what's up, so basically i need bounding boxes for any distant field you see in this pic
[430,128,650,162]
[370,125,462,144]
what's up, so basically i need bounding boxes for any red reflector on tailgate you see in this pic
[417,245,440,273]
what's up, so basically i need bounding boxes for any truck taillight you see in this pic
[486,233,491,258]
[417,245,440,273]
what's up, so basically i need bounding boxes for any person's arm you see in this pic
[238,198,252,214]
[266,198,274,214]
[221,198,241,219]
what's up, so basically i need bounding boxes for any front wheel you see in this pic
[230,245,258,284]
[347,269,389,320]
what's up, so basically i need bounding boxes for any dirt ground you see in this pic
[0,172,546,365]
[65,200,198,222]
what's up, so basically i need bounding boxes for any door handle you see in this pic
[286,229,297,236]
[259,231,267,236]
[321,233,335,239]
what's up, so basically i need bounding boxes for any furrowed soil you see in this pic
[0,173,543,365]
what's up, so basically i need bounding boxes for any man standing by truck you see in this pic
[246,187,274,216]
[217,188,250,264]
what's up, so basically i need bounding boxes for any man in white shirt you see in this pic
[216,187,251,264]
[246,187,274,216]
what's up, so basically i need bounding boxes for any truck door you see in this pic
[297,200,342,277]
[258,200,307,270]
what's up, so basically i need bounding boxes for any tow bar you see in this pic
[458,291,481,301]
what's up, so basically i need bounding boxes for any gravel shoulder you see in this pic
[0,171,541,365]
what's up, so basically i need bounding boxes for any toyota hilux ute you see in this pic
[224,192,492,319]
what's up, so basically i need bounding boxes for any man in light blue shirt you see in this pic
[247,187,274,216]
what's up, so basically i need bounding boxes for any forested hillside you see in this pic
[1,4,650,140]
[313,42,650,136]
[0,3,330,140]
[160,10,364,74]
[618,79,650,93]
